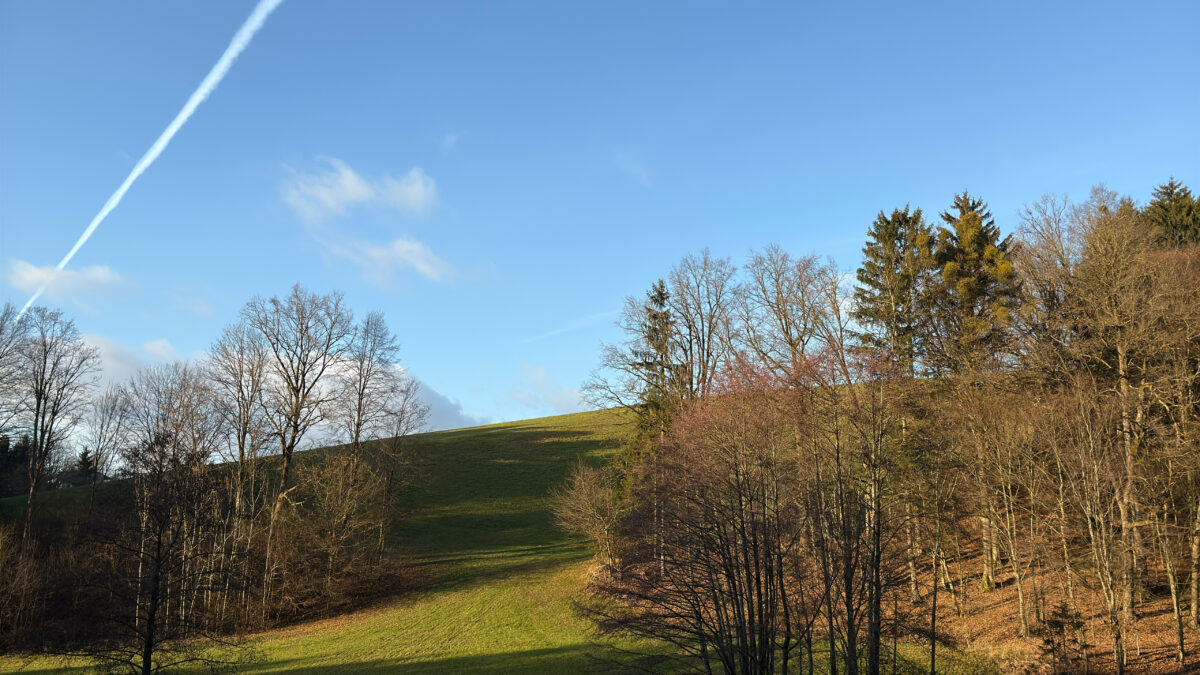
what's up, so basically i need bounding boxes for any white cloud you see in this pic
[412,376,490,431]
[512,365,585,415]
[321,235,454,284]
[6,259,125,302]
[142,338,177,361]
[281,158,437,222]
[614,150,651,187]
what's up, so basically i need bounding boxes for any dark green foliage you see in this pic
[1034,602,1089,674]
[1146,178,1200,246]
[632,280,681,441]
[853,206,934,374]
[928,192,1021,372]
[0,435,31,498]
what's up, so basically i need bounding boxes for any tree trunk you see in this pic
[1191,495,1200,628]
[907,516,922,603]
[929,544,938,675]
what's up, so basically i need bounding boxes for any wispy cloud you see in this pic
[142,338,177,361]
[282,158,437,222]
[442,131,465,151]
[614,150,651,187]
[320,235,454,284]
[379,168,437,214]
[7,259,125,302]
[512,365,585,414]
[523,310,618,343]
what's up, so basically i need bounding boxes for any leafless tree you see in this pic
[242,284,353,609]
[81,384,130,507]
[736,246,824,379]
[550,461,624,574]
[205,318,272,618]
[667,249,737,399]
[334,311,403,461]
[589,377,810,674]
[0,302,27,434]
[15,306,99,540]
[243,284,354,493]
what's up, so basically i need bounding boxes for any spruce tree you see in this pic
[853,206,934,375]
[634,279,679,440]
[928,192,1020,373]
[1145,178,1199,246]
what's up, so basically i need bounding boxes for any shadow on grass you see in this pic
[242,643,656,674]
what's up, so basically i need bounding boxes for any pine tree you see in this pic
[1145,178,1199,246]
[853,206,934,375]
[927,192,1021,373]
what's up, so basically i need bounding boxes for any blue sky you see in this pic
[1,1,1197,429]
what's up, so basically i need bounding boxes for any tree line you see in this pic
[564,180,1200,673]
[0,284,428,673]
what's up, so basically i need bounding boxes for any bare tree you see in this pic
[736,246,823,379]
[81,384,130,508]
[206,319,270,517]
[589,376,809,674]
[242,284,353,609]
[15,307,99,540]
[335,311,402,460]
[0,302,27,434]
[667,249,737,399]
[243,285,353,492]
[550,461,624,574]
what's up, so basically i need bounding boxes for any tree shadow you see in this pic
[242,643,656,674]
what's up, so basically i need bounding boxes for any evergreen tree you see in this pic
[928,192,1020,373]
[76,448,98,482]
[633,279,681,440]
[1145,178,1199,246]
[853,206,934,375]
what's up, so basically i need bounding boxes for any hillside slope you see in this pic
[3,409,1000,674]
[238,408,649,673]
[1,409,660,674]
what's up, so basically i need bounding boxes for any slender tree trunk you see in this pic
[907,515,922,603]
[867,475,883,675]
[1116,344,1138,624]
[1190,495,1200,628]
[1157,518,1187,665]
[929,544,938,675]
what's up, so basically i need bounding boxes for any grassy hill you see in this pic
[1,409,665,674]
[233,408,659,674]
[1,409,998,674]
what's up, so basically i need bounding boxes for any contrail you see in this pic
[17,0,286,319]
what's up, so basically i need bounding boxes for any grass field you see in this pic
[1,409,999,674]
